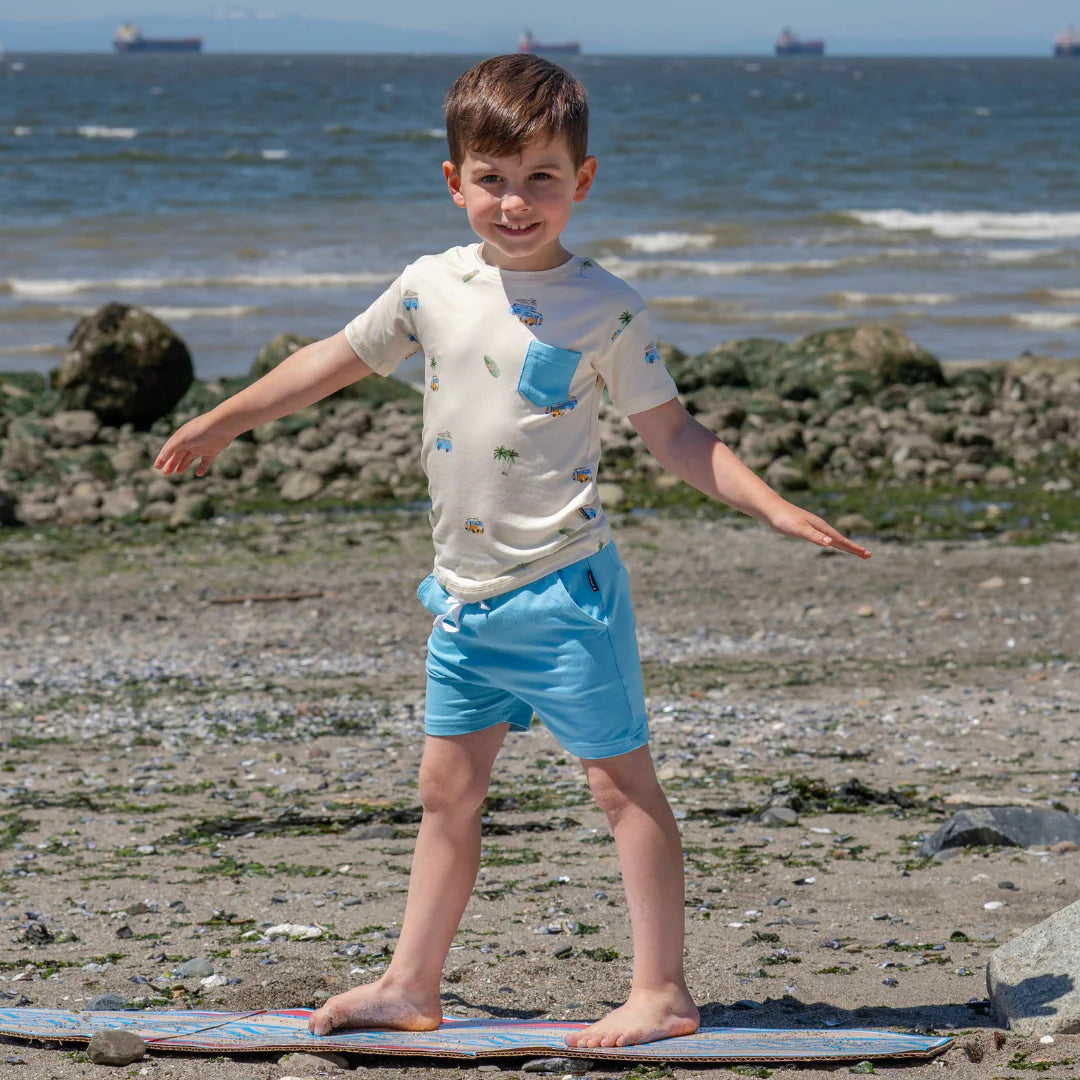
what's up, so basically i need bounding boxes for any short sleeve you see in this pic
[592,306,679,417]
[343,275,420,377]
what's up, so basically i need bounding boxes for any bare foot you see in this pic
[307,978,442,1036]
[564,986,700,1048]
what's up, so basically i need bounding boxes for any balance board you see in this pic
[0,1009,954,1062]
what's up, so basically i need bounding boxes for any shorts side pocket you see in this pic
[416,572,436,611]
[517,340,582,409]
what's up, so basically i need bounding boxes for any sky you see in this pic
[0,1,1073,53]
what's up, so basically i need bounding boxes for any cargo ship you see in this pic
[1054,28,1080,56]
[775,28,825,55]
[113,23,203,53]
[517,30,581,56]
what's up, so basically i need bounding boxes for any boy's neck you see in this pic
[478,240,575,273]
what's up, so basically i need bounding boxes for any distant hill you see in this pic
[0,13,483,53]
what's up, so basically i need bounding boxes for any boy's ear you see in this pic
[573,155,598,203]
[443,160,467,208]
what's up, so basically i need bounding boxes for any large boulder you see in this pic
[987,898,1080,1035]
[54,303,193,428]
[768,326,946,402]
[667,340,780,393]
[918,807,1080,858]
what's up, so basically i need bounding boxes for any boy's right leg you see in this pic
[309,723,509,1035]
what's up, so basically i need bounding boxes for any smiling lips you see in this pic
[497,222,540,233]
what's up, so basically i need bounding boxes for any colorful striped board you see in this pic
[0,1009,953,1062]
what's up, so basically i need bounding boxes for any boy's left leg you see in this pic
[564,745,699,1049]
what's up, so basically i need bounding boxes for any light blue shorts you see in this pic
[417,542,649,760]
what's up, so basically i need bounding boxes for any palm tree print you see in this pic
[493,445,520,475]
[463,270,479,283]
[484,355,500,378]
[578,258,594,277]
[429,356,438,372]
[611,310,635,341]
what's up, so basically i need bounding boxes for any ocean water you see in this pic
[1,53,1078,381]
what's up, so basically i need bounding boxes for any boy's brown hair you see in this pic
[444,54,589,168]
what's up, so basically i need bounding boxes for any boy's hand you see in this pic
[154,414,236,477]
[767,500,871,559]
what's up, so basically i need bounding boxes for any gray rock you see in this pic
[760,806,799,827]
[176,957,215,978]
[350,823,395,840]
[987,897,1080,1035]
[278,1050,350,1072]
[918,807,1080,857]
[86,993,130,1011]
[280,470,324,503]
[55,303,193,428]
[521,1056,594,1073]
[87,1028,146,1065]
[764,456,808,492]
[46,410,101,449]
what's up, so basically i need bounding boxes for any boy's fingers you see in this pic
[813,521,871,559]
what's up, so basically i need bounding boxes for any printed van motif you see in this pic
[545,398,578,417]
[435,431,452,453]
[402,290,419,311]
[644,342,661,365]
[573,466,593,483]
[430,375,440,391]
[509,298,543,326]
[464,518,485,534]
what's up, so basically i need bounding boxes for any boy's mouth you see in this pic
[496,222,541,236]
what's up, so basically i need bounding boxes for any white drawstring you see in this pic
[432,595,490,633]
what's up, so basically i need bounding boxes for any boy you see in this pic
[155,54,870,1049]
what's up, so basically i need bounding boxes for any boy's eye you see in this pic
[479,174,501,184]
[529,172,553,181]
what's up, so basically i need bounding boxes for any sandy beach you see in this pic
[0,509,1077,1078]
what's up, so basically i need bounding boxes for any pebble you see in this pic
[521,1057,593,1073]
[87,1028,146,1065]
[85,993,130,1011]
[176,957,214,978]
[278,1050,350,1072]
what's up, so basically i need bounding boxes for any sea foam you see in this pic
[848,209,1080,241]
[76,125,138,139]
[1009,312,1080,330]
[6,271,392,298]
[623,232,714,254]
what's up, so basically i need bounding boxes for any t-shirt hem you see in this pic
[433,526,613,603]
[613,386,680,417]
[343,323,401,377]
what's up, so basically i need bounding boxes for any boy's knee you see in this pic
[586,768,657,817]
[418,761,489,816]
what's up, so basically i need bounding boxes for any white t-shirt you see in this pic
[344,244,678,601]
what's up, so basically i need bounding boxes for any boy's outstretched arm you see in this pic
[155,330,373,477]
[629,398,871,559]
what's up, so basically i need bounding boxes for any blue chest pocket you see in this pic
[517,340,583,409]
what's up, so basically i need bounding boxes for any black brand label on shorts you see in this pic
[587,570,599,592]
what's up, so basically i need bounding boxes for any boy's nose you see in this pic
[501,190,529,210]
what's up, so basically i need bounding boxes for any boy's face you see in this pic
[443,134,596,272]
